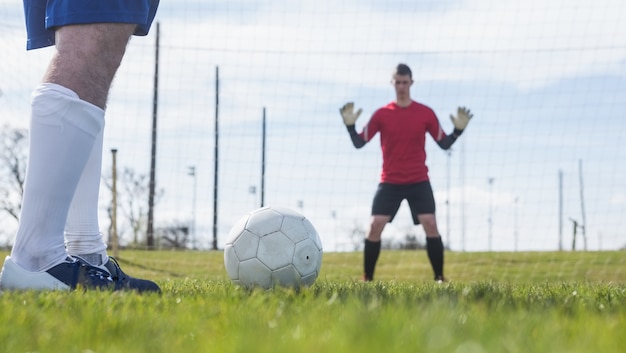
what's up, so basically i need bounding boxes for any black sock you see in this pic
[363,239,381,281]
[426,236,444,280]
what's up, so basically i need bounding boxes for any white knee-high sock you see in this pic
[10,83,104,272]
[64,126,108,265]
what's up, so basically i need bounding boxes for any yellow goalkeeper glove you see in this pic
[450,106,473,131]
[339,102,362,126]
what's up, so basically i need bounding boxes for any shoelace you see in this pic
[106,257,126,281]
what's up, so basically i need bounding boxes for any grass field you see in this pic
[1,249,624,353]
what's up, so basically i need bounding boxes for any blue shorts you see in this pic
[23,0,160,50]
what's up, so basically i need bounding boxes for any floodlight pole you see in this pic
[578,159,587,251]
[514,196,519,252]
[260,107,266,208]
[570,218,579,250]
[460,139,466,251]
[110,149,119,257]
[488,177,494,251]
[558,170,563,251]
[212,66,219,250]
[188,166,197,249]
[146,21,160,250]
[446,150,451,249]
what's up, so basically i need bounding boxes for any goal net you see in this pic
[1,1,624,263]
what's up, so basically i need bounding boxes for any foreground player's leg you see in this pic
[8,84,104,272]
[0,23,160,292]
[55,24,159,292]
[64,127,160,293]
[0,84,114,290]
[65,126,108,265]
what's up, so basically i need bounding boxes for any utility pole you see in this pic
[558,170,563,251]
[514,196,519,251]
[212,66,219,250]
[110,149,119,257]
[146,21,160,249]
[446,150,451,248]
[261,107,266,208]
[488,177,494,251]
[578,159,587,251]
[460,139,466,251]
[188,166,197,249]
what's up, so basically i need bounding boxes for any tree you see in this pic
[102,166,164,248]
[0,125,28,224]
[157,222,190,250]
[347,220,367,251]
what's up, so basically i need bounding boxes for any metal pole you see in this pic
[514,196,519,251]
[111,149,119,257]
[488,177,494,251]
[261,107,266,208]
[579,159,587,251]
[558,170,563,251]
[212,66,219,250]
[147,21,160,249]
[446,150,451,248]
[188,166,197,249]
[570,218,578,251]
[460,139,465,251]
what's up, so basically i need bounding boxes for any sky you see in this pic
[1,0,625,252]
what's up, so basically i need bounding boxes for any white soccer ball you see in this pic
[224,205,323,289]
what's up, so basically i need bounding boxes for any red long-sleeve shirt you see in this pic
[359,101,446,184]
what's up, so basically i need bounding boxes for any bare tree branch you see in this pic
[0,125,28,223]
[102,166,164,247]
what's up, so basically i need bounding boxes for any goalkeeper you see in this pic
[340,63,473,282]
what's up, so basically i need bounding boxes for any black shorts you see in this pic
[371,181,436,225]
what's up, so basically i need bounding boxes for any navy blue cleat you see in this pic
[102,257,161,293]
[0,256,115,291]
[0,255,160,293]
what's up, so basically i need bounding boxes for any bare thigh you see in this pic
[417,213,440,237]
[43,23,137,109]
[367,215,391,241]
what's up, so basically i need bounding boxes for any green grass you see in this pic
[1,250,625,353]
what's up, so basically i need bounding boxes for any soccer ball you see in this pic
[224,205,323,289]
